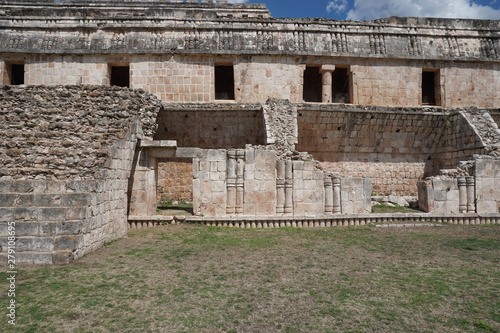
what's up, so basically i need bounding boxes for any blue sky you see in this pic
[231,0,500,20]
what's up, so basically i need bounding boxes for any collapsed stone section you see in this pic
[0,85,162,264]
[418,110,500,214]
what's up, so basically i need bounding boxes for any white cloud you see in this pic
[326,0,348,13]
[344,0,500,20]
[227,0,249,3]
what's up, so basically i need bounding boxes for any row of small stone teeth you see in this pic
[128,217,498,229]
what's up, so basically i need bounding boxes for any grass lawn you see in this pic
[1,224,499,333]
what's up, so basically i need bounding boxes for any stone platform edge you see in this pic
[128,213,500,229]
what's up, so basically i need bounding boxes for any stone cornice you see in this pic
[0,1,498,61]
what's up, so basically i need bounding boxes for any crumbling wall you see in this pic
[157,158,193,204]
[0,85,161,264]
[435,112,487,170]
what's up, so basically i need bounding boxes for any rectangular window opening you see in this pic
[303,66,322,102]
[6,63,25,85]
[110,65,130,88]
[215,65,235,100]
[332,67,351,103]
[422,70,439,105]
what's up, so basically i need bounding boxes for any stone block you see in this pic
[54,235,82,251]
[34,194,63,207]
[0,194,34,207]
[14,253,53,265]
[0,180,9,193]
[39,208,67,221]
[0,208,14,222]
[66,181,98,193]
[12,208,38,221]
[9,181,34,193]
[16,237,54,252]
[477,201,497,214]
[55,221,83,235]
[52,251,75,265]
[3,222,40,237]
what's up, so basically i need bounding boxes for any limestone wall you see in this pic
[236,57,304,103]
[157,158,193,204]
[475,157,500,214]
[443,64,500,108]
[418,178,460,214]
[0,85,161,264]
[188,147,371,217]
[340,178,372,214]
[352,61,422,106]
[3,53,498,108]
[132,55,213,103]
[154,104,265,148]
[297,106,444,195]
[435,112,488,170]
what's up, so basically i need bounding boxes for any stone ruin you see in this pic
[0,0,499,264]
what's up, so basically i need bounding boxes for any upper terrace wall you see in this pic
[2,53,499,107]
[0,1,498,107]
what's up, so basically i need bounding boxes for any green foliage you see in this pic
[372,203,421,213]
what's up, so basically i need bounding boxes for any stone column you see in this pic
[276,160,285,215]
[332,176,341,214]
[324,175,333,214]
[235,149,245,214]
[284,160,293,215]
[320,65,335,104]
[458,177,467,213]
[466,176,475,213]
[226,150,237,214]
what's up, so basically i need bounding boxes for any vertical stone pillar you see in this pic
[332,176,341,214]
[226,150,237,215]
[284,160,293,215]
[320,65,335,104]
[276,160,285,215]
[235,149,245,215]
[324,174,333,214]
[458,177,467,213]
[466,176,475,213]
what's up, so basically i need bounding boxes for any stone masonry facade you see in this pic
[0,0,499,264]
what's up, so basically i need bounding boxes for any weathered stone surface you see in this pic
[0,85,161,180]
[0,1,497,62]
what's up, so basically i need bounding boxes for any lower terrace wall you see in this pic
[0,85,161,264]
[189,148,371,217]
[296,105,444,196]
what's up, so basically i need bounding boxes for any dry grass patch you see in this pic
[1,224,499,333]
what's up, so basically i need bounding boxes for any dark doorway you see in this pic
[332,67,350,103]
[422,70,437,105]
[303,66,322,102]
[110,66,130,87]
[8,63,25,85]
[215,65,235,100]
